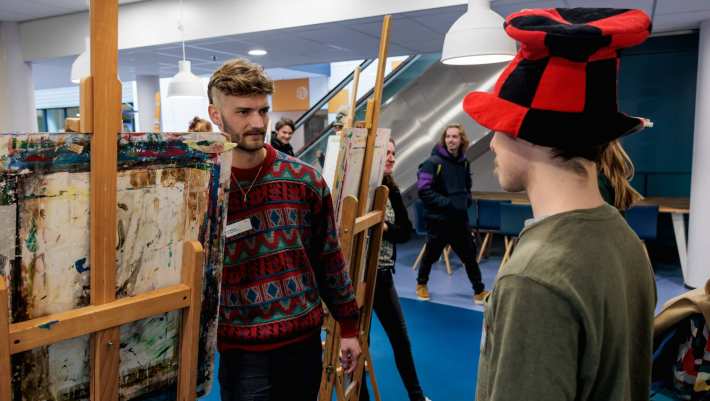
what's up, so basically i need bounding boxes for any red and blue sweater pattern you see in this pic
[219,145,359,351]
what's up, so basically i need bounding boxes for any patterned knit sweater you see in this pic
[219,144,359,351]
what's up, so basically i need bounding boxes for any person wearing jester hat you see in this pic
[467,8,657,401]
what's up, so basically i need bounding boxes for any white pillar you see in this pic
[135,75,161,132]
[0,22,38,132]
[687,20,710,288]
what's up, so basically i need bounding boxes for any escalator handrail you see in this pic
[295,54,421,157]
[293,59,374,130]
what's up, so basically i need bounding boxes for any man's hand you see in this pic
[339,337,361,374]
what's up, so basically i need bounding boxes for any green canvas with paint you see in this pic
[0,132,233,401]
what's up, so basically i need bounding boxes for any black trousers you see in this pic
[360,269,426,401]
[218,333,322,401]
[417,221,485,294]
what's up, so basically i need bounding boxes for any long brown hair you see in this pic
[439,124,470,154]
[188,116,212,132]
[599,140,642,210]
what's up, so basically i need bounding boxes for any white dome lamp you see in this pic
[441,0,517,65]
[71,37,90,84]
[167,0,204,98]
[167,60,203,98]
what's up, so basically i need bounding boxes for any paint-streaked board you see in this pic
[0,132,233,401]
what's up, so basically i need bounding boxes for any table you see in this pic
[472,192,690,282]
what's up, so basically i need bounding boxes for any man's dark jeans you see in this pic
[219,334,322,401]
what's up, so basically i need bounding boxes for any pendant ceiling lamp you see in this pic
[441,0,516,65]
[70,37,90,84]
[167,0,204,98]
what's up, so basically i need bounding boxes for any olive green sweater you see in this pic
[477,204,656,401]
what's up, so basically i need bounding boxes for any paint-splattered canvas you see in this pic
[0,132,233,401]
[329,128,390,223]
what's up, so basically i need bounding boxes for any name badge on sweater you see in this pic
[226,218,253,238]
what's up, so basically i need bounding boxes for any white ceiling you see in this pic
[0,0,145,22]
[23,0,710,89]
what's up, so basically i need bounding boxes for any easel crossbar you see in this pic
[353,211,384,235]
[8,283,191,354]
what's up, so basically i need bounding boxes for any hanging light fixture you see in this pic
[71,37,90,84]
[441,0,516,65]
[167,0,204,98]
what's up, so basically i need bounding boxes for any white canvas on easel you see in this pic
[365,128,391,211]
[322,134,341,190]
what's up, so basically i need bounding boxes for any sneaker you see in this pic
[473,290,490,305]
[416,284,430,301]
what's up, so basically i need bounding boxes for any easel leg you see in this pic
[177,241,204,401]
[319,319,339,401]
[0,277,11,401]
[443,246,453,275]
[502,237,512,265]
[413,244,426,271]
[477,233,491,263]
[364,348,382,401]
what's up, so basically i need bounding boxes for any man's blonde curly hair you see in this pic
[208,58,273,105]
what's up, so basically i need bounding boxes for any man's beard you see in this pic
[220,113,265,153]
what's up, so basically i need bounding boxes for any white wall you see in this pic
[135,75,160,132]
[687,19,710,288]
[0,22,37,132]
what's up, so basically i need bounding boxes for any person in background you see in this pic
[415,123,488,304]
[188,116,213,132]
[64,117,80,132]
[464,8,656,401]
[598,139,643,210]
[360,138,431,401]
[207,58,360,401]
[270,117,295,156]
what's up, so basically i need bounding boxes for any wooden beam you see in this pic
[353,211,384,235]
[350,185,388,401]
[80,77,93,132]
[9,284,191,355]
[88,1,122,399]
[338,196,359,265]
[177,241,205,401]
[0,277,11,401]
[356,15,390,216]
[344,66,361,129]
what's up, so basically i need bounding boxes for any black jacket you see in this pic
[416,144,472,224]
[270,133,294,156]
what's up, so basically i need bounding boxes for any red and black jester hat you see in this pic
[464,8,652,149]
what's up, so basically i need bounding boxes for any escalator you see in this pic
[295,54,509,198]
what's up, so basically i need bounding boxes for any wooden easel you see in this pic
[0,2,205,400]
[319,15,391,401]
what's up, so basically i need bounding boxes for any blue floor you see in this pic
[201,234,687,401]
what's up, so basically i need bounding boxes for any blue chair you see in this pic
[476,199,511,262]
[499,203,534,264]
[467,199,479,229]
[625,205,659,255]
[412,200,453,274]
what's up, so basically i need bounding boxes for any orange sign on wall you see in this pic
[328,89,349,113]
[273,79,310,112]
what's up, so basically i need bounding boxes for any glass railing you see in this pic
[291,59,374,151]
[297,54,439,167]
